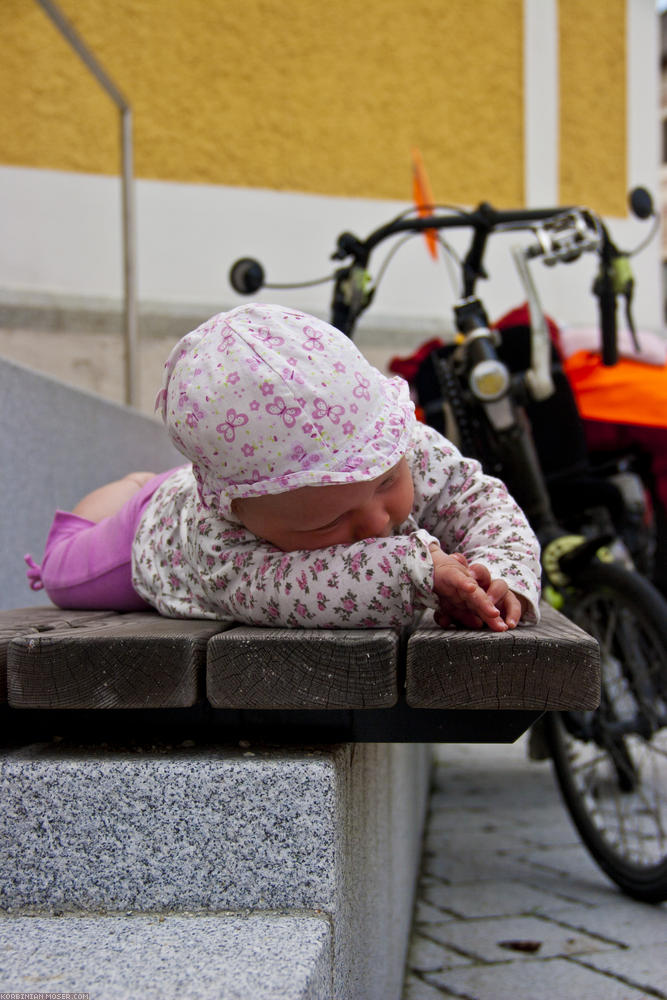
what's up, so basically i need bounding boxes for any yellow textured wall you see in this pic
[1,0,524,205]
[558,0,627,215]
[1,0,631,211]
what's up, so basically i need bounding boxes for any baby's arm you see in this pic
[196,530,440,629]
[132,459,538,629]
[72,472,157,522]
[204,534,526,632]
[134,504,444,626]
[409,423,542,623]
[429,545,527,631]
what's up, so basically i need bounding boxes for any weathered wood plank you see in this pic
[3,601,601,723]
[0,607,119,704]
[405,602,600,711]
[7,613,231,709]
[207,627,400,709]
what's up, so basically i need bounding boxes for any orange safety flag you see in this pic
[564,350,667,429]
[411,147,439,261]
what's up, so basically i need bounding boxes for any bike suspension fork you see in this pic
[455,301,562,543]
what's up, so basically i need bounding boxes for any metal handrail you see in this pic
[35,0,139,408]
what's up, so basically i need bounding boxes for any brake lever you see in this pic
[612,255,640,352]
[511,245,555,402]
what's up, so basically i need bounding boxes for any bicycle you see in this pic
[229,190,667,902]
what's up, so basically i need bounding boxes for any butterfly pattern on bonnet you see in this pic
[154,303,416,520]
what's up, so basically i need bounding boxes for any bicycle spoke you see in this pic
[550,566,667,897]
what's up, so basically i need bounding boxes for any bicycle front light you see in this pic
[469,359,510,401]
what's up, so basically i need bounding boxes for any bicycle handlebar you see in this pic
[327,200,607,338]
[229,187,655,364]
[332,201,581,266]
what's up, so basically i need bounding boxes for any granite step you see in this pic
[0,912,332,1000]
[0,741,431,1000]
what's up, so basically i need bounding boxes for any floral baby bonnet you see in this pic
[156,302,416,518]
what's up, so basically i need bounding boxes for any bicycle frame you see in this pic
[328,204,610,552]
[228,191,667,903]
[229,192,653,575]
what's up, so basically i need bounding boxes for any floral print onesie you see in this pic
[132,420,541,628]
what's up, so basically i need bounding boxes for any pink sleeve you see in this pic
[408,423,542,622]
[186,527,440,628]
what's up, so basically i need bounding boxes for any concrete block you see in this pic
[1,744,341,913]
[0,356,180,610]
[0,740,431,1000]
[0,912,331,1000]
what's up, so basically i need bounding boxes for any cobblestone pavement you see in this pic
[402,736,667,1000]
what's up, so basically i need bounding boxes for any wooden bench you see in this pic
[0,602,600,1000]
[0,602,599,744]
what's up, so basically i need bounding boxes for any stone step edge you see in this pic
[0,911,333,1000]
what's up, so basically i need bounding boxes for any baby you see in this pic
[27,303,541,630]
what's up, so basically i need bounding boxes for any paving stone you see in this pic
[431,776,557,811]
[425,955,652,1000]
[516,824,584,849]
[427,789,578,849]
[421,842,540,884]
[407,933,450,973]
[424,815,572,849]
[429,771,556,807]
[485,859,625,910]
[405,738,667,1000]
[421,914,617,963]
[521,843,616,883]
[414,899,453,926]
[432,739,529,769]
[402,972,448,1000]
[504,823,580,852]
[551,903,667,949]
[407,931,471,973]
[424,826,532,853]
[418,875,446,895]
[517,877,619,913]
[572,945,667,996]
[421,878,575,919]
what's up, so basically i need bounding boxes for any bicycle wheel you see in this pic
[544,561,667,902]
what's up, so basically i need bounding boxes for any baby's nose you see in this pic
[353,503,391,542]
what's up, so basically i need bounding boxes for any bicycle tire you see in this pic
[544,560,667,903]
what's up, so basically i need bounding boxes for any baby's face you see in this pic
[232,458,414,551]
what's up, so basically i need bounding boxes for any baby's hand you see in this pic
[429,545,525,632]
[466,561,528,629]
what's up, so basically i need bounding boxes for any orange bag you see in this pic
[564,350,667,430]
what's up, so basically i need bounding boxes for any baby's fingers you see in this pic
[433,564,478,602]
[455,584,506,631]
[485,580,525,629]
[469,562,492,590]
[433,608,452,629]
[494,586,524,629]
[474,599,507,631]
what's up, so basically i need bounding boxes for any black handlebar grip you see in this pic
[333,232,366,261]
[598,270,618,366]
[229,257,265,294]
[629,186,654,220]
